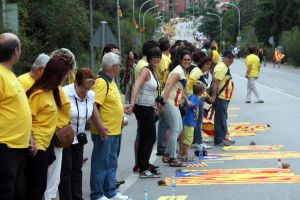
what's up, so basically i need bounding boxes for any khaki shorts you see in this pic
[183,125,194,146]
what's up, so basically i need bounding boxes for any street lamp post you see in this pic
[143,5,159,30]
[139,0,152,31]
[206,12,222,54]
[221,2,240,41]
[142,5,159,42]
[132,0,136,27]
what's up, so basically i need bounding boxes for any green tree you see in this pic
[254,0,274,44]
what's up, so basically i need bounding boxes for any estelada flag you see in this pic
[274,48,284,63]
[117,6,122,17]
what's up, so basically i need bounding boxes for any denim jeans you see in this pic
[160,103,182,158]
[156,113,168,154]
[193,97,205,144]
[90,134,120,200]
[214,98,230,144]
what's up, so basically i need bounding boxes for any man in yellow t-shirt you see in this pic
[135,40,159,80]
[157,37,171,156]
[0,33,32,199]
[18,53,49,91]
[211,51,235,146]
[90,52,128,200]
[245,47,264,103]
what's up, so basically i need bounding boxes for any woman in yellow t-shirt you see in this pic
[25,56,73,200]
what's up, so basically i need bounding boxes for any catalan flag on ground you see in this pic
[164,168,300,186]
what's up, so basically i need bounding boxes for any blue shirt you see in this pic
[182,94,199,127]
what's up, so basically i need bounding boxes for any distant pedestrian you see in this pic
[273,48,284,68]
[245,47,264,104]
[122,50,138,103]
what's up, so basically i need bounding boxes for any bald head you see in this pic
[0,33,21,64]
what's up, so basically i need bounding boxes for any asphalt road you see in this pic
[74,60,300,200]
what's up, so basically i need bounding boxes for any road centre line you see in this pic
[233,73,300,102]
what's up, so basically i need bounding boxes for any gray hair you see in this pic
[50,48,77,70]
[31,53,50,70]
[102,52,120,69]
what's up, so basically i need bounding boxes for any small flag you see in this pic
[117,6,122,17]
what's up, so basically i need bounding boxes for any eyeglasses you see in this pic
[153,56,161,60]
[183,58,191,61]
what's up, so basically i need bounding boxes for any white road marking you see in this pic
[233,73,300,102]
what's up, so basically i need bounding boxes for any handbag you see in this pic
[53,125,74,148]
[77,132,88,145]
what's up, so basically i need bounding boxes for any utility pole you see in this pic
[2,0,7,29]
[116,0,121,56]
[89,0,94,70]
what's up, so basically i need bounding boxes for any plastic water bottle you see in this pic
[198,144,204,160]
[144,189,149,200]
[278,159,282,173]
[170,176,176,197]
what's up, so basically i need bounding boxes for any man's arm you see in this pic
[211,78,220,103]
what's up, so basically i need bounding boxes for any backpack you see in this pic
[96,72,110,96]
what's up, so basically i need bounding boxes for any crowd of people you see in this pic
[0,32,265,200]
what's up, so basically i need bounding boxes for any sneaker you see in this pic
[190,143,199,149]
[215,140,231,146]
[203,138,213,143]
[97,196,109,200]
[139,170,161,178]
[132,164,140,173]
[149,163,160,170]
[109,193,128,200]
[255,100,264,103]
[245,101,251,103]
[203,144,212,149]
[224,138,236,144]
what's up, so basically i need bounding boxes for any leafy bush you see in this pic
[280,26,300,67]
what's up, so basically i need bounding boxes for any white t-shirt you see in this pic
[63,84,95,144]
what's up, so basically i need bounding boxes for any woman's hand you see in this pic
[124,104,134,115]
[28,134,38,157]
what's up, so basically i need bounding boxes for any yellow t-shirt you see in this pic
[213,62,234,100]
[0,65,32,148]
[18,72,35,92]
[91,77,123,135]
[245,54,260,78]
[134,57,148,81]
[163,65,186,107]
[56,86,71,130]
[157,54,171,85]
[212,50,219,64]
[29,89,58,150]
[186,67,203,95]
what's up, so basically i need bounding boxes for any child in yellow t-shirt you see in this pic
[179,82,206,161]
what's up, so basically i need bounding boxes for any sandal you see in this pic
[168,158,186,167]
[162,153,170,163]
[179,155,195,162]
